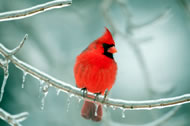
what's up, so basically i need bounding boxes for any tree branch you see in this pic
[0,35,190,111]
[0,108,28,126]
[0,58,9,102]
[0,0,72,22]
[10,34,28,56]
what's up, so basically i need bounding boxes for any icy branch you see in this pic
[11,34,28,56]
[0,36,190,110]
[0,108,28,126]
[0,0,72,22]
[0,59,9,102]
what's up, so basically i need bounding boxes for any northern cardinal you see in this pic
[74,27,117,121]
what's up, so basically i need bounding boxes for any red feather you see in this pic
[74,27,117,121]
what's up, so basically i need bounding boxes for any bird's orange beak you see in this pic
[108,46,117,54]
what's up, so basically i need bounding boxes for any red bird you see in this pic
[74,27,117,121]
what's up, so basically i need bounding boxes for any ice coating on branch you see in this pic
[0,108,29,126]
[0,71,9,102]
[21,71,27,88]
[0,0,72,22]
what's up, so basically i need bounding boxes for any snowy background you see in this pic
[0,0,190,126]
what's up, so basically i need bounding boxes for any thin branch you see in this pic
[0,59,9,102]
[178,0,190,14]
[10,34,28,56]
[132,8,172,29]
[0,0,72,22]
[0,36,190,110]
[0,108,28,126]
[101,0,118,36]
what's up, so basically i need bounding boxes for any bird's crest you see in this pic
[97,27,115,45]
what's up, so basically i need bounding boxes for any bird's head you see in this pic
[95,27,117,59]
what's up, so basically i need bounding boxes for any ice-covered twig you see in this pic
[0,108,28,126]
[0,0,72,22]
[10,34,28,56]
[0,36,190,110]
[0,59,9,102]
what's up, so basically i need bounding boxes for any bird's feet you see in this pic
[81,88,87,97]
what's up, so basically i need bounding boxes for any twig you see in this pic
[0,59,9,102]
[0,0,72,22]
[132,8,171,29]
[178,0,190,21]
[101,0,118,36]
[0,36,190,110]
[10,34,28,55]
[0,108,28,126]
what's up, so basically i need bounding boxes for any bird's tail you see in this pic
[81,100,103,121]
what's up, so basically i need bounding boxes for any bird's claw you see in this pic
[81,88,87,97]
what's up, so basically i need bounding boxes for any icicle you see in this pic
[49,83,53,87]
[40,80,45,85]
[94,103,98,116]
[41,84,49,110]
[121,109,126,118]
[42,84,49,93]
[21,71,27,88]
[0,72,9,102]
[110,105,116,110]
[104,104,108,109]
[56,89,61,96]
[78,97,82,103]
[113,106,116,110]
[41,91,48,110]
[66,96,71,112]
[39,80,44,95]
[69,94,74,98]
